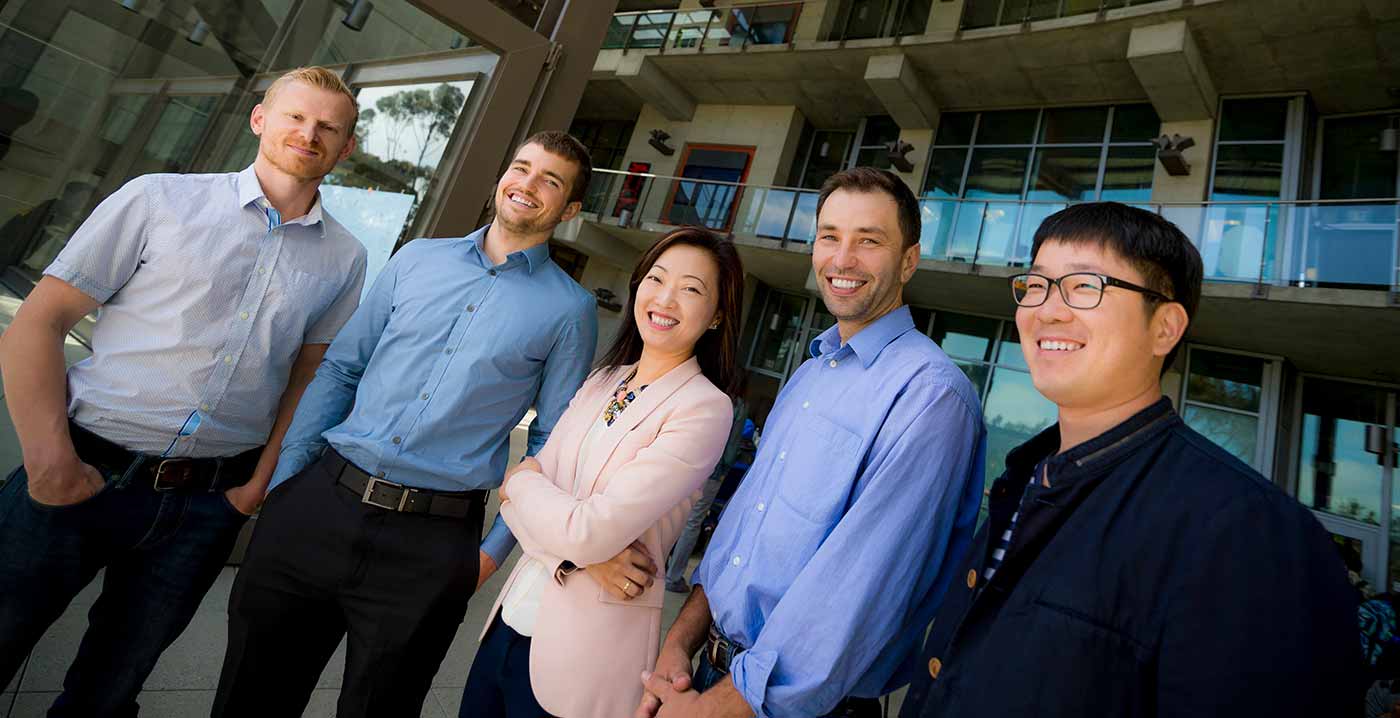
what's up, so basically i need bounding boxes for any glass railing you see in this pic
[961,0,1154,30]
[580,169,1400,291]
[601,2,804,52]
[825,0,932,41]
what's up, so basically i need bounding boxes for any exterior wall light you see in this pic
[886,139,916,173]
[187,20,211,46]
[342,0,374,31]
[648,129,675,156]
[1151,134,1195,176]
[595,288,622,312]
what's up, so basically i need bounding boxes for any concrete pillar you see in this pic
[864,53,940,130]
[616,54,696,121]
[926,0,966,34]
[1149,118,1213,203]
[1127,20,1217,123]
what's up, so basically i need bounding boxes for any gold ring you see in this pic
[623,579,633,593]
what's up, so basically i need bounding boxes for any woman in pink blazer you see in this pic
[460,226,746,718]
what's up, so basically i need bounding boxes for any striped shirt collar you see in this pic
[236,164,326,234]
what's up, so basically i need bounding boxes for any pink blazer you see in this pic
[489,357,732,718]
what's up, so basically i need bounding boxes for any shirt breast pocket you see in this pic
[772,413,863,525]
[268,269,337,340]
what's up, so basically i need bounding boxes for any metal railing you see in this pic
[602,1,804,52]
[825,0,931,42]
[960,0,1156,30]
[580,168,1400,293]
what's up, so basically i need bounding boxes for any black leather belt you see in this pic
[69,421,259,492]
[324,450,483,519]
[706,623,744,675]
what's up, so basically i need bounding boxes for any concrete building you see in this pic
[0,0,1397,672]
[551,0,1400,593]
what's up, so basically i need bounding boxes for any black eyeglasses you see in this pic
[1010,272,1173,310]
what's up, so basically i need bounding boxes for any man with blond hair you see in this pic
[0,66,366,716]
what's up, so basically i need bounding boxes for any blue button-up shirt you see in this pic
[694,306,986,717]
[46,166,366,457]
[272,225,598,564]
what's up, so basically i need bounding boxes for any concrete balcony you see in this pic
[559,168,1400,383]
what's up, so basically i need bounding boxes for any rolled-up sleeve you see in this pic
[729,382,984,717]
[45,177,152,302]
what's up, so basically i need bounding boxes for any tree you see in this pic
[370,83,465,178]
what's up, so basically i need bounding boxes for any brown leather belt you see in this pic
[324,450,483,519]
[69,421,259,492]
[706,623,744,674]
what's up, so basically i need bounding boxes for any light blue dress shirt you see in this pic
[46,166,366,457]
[693,306,986,718]
[271,225,598,565]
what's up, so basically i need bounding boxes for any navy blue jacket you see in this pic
[901,398,1359,718]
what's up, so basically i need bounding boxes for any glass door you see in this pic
[1295,377,1397,592]
[664,144,755,231]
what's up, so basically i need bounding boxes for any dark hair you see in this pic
[595,227,746,397]
[519,130,592,205]
[1030,202,1204,372]
[816,167,921,250]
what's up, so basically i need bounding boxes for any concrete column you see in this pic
[864,53,940,130]
[616,54,696,122]
[1149,118,1213,203]
[1127,20,1217,123]
[926,0,966,34]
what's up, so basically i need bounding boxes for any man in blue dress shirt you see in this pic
[638,167,987,718]
[0,67,367,717]
[212,132,599,717]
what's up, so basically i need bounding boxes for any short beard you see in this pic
[261,144,331,181]
[494,200,566,236]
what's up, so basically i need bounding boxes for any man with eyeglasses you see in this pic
[899,202,1359,718]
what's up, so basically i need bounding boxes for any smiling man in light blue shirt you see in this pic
[641,167,986,718]
[213,131,598,718]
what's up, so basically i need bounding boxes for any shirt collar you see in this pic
[808,305,916,369]
[1004,396,1179,483]
[237,164,326,235]
[465,224,552,274]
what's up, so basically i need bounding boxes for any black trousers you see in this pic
[212,453,484,718]
[459,615,553,718]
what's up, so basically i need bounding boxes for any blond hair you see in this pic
[263,66,359,134]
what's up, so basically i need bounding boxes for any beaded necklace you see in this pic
[602,368,648,427]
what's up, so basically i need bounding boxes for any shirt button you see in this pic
[488,269,497,276]
[778,451,786,461]
[223,355,232,364]
[828,359,838,368]
[466,305,476,312]
[966,569,977,589]
[421,393,429,400]
[445,348,454,354]
[929,657,942,680]
[756,502,765,512]
[239,311,249,320]
[258,267,266,275]
[200,403,210,411]
[731,555,742,566]
[802,401,809,409]
[392,436,402,444]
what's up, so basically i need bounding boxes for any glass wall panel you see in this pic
[1040,106,1109,145]
[1028,146,1100,201]
[935,113,976,145]
[929,312,999,362]
[747,291,808,376]
[1319,114,1399,200]
[1297,378,1388,526]
[1218,98,1291,142]
[1099,145,1155,202]
[976,110,1039,145]
[1212,144,1285,199]
[1110,104,1161,143]
[924,148,967,198]
[1186,350,1263,411]
[983,367,1057,489]
[1183,404,1259,465]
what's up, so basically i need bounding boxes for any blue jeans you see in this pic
[0,465,249,717]
[665,472,726,587]
[459,616,552,718]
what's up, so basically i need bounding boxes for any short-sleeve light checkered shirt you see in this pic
[46,165,367,458]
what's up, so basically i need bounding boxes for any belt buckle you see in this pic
[153,459,189,491]
[362,476,409,511]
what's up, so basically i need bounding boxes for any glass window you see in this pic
[1028,147,1101,201]
[1218,98,1291,142]
[1185,349,1264,412]
[1296,378,1387,526]
[1183,405,1260,466]
[1039,106,1109,144]
[1110,104,1161,143]
[854,147,894,171]
[974,110,1039,145]
[983,367,1057,488]
[747,291,808,376]
[799,131,855,190]
[1211,144,1285,200]
[930,312,999,362]
[1099,145,1156,202]
[963,148,1030,198]
[935,113,976,146]
[923,148,967,198]
[995,324,1030,371]
[1319,114,1399,200]
[862,115,902,148]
